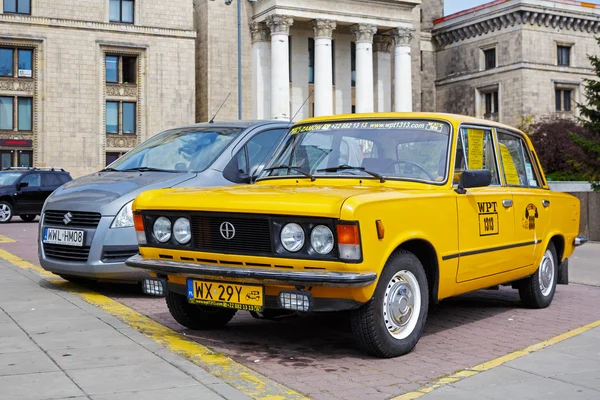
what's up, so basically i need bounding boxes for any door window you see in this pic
[20,173,40,187]
[497,131,539,187]
[42,173,62,187]
[453,127,499,185]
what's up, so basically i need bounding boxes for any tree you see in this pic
[578,37,600,134]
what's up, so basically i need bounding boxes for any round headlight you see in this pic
[310,225,334,254]
[173,217,191,244]
[153,217,172,243]
[280,223,305,252]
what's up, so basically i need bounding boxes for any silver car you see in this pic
[38,121,289,284]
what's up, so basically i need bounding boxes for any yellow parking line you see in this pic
[0,234,16,243]
[0,249,308,400]
[393,319,600,400]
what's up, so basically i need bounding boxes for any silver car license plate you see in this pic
[43,228,84,247]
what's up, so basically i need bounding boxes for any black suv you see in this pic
[0,167,72,223]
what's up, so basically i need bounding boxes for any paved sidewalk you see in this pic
[0,258,250,400]
[419,325,600,399]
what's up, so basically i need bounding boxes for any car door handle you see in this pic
[542,199,550,207]
[502,199,513,208]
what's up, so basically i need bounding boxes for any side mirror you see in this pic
[456,169,492,194]
[18,181,29,190]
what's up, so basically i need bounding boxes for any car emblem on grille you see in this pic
[219,221,235,240]
[63,212,73,225]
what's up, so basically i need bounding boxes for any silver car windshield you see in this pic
[260,119,451,183]
[107,127,243,173]
[0,172,24,186]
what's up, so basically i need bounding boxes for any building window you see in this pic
[557,45,571,66]
[109,0,134,24]
[17,97,32,130]
[0,47,33,78]
[484,48,496,70]
[105,55,137,84]
[0,96,31,131]
[308,38,314,84]
[4,0,30,15]
[484,91,499,120]
[555,89,572,112]
[106,152,123,166]
[106,101,136,134]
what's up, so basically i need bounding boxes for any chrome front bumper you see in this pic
[125,255,377,288]
[574,236,588,247]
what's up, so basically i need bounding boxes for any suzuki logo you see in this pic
[63,212,73,225]
[219,221,235,240]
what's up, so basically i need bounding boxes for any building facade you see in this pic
[0,0,196,177]
[433,0,600,127]
[194,0,443,122]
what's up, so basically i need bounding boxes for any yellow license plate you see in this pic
[187,279,264,312]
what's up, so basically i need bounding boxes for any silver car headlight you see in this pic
[280,223,305,252]
[111,201,134,228]
[153,217,172,243]
[310,225,334,254]
[173,217,191,244]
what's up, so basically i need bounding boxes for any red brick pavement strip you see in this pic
[3,222,600,399]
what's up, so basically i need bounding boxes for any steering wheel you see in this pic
[384,160,436,181]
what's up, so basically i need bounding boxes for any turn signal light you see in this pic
[336,222,361,261]
[133,214,146,244]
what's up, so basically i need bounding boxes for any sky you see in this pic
[445,0,600,16]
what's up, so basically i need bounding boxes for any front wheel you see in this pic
[0,201,13,223]
[166,291,236,329]
[20,214,36,222]
[351,250,429,358]
[518,242,558,309]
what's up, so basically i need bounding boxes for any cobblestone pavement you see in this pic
[3,219,600,400]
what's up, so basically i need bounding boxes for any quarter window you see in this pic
[454,128,499,185]
[4,0,30,14]
[109,0,134,24]
[497,132,539,187]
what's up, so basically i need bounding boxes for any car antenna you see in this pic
[287,89,314,128]
[209,92,231,124]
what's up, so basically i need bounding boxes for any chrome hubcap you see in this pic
[539,249,555,297]
[0,204,10,222]
[383,270,421,340]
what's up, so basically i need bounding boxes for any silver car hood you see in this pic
[44,171,198,216]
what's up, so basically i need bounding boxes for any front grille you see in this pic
[43,243,91,262]
[101,246,139,263]
[44,210,102,228]
[191,214,273,255]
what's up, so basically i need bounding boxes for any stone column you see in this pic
[392,27,415,112]
[312,19,336,117]
[251,22,271,120]
[266,15,294,120]
[373,35,392,112]
[351,24,377,113]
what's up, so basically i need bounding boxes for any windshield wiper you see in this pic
[317,165,386,183]
[120,167,180,173]
[100,167,118,172]
[263,165,316,181]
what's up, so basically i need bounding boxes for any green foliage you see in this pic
[516,114,536,136]
[577,39,600,134]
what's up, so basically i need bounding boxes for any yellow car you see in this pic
[126,113,586,358]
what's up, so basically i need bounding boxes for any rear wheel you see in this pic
[351,250,429,358]
[519,242,558,309]
[0,201,13,223]
[166,291,236,329]
[20,214,36,222]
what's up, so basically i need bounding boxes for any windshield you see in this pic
[0,172,23,186]
[260,119,452,183]
[107,127,244,172]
